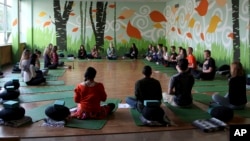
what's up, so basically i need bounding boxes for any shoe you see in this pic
[107,103,115,114]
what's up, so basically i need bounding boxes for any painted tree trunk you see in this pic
[232,0,240,62]
[53,0,73,51]
[89,2,108,51]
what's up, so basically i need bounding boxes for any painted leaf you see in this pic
[186,32,193,39]
[216,0,227,7]
[153,23,163,29]
[195,0,209,16]
[188,18,195,28]
[228,32,234,39]
[118,16,125,19]
[200,32,205,41]
[149,10,167,22]
[109,4,116,8]
[177,28,182,35]
[207,15,221,33]
[171,27,176,32]
[105,36,113,40]
[43,21,51,27]
[12,18,18,27]
[72,27,79,32]
[121,39,128,44]
[118,9,135,20]
[70,12,76,16]
[185,13,191,21]
[126,21,142,40]
[39,11,47,17]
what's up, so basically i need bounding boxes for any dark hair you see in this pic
[142,65,152,77]
[177,58,188,71]
[35,49,41,55]
[204,50,211,56]
[84,67,97,81]
[30,54,38,65]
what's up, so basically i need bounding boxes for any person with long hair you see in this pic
[211,62,247,109]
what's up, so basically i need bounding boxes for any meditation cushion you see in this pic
[45,105,70,121]
[0,89,20,100]
[209,106,234,122]
[0,106,25,121]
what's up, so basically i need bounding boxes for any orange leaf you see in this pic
[228,32,234,39]
[118,9,135,20]
[186,32,193,39]
[171,27,176,32]
[118,16,125,19]
[105,36,113,41]
[92,9,97,12]
[109,4,116,8]
[70,12,76,16]
[200,33,205,41]
[216,0,227,7]
[12,19,18,27]
[177,28,182,34]
[153,23,163,29]
[195,0,209,16]
[126,21,142,40]
[149,10,167,22]
[43,21,51,27]
[72,27,79,32]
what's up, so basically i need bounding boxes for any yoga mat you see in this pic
[193,93,250,118]
[164,103,211,123]
[130,109,144,126]
[20,85,75,94]
[193,86,228,93]
[26,97,76,122]
[47,69,66,77]
[19,91,74,103]
[65,98,121,130]
[194,80,228,86]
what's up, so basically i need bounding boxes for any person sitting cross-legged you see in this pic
[70,67,115,119]
[163,58,194,107]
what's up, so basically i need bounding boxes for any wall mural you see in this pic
[13,0,250,72]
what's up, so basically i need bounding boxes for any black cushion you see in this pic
[45,105,70,121]
[210,106,234,122]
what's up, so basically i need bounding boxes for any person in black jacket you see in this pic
[78,45,87,59]
[123,43,139,59]
[125,65,162,112]
[212,61,247,109]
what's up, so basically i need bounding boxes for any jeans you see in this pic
[212,93,245,110]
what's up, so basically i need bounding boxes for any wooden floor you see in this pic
[0,59,249,141]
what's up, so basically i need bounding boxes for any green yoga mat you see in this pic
[47,69,66,77]
[20,85,75,94]
[193,85,228,93]
[26,97,76,122]
[65,98,121,130]
[130,109,144,126]
[194,80,228,86]
[19,91,74,103]
[164,103,211,123]
[193,93,250,118]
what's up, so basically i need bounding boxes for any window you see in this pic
[0,0,12,45]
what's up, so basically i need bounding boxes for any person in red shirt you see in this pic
[71,67,115,119]
[187,47,197,70]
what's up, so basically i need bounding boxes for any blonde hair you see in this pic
[230,61,245,77]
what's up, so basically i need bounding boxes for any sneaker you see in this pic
[108,103,115,114]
